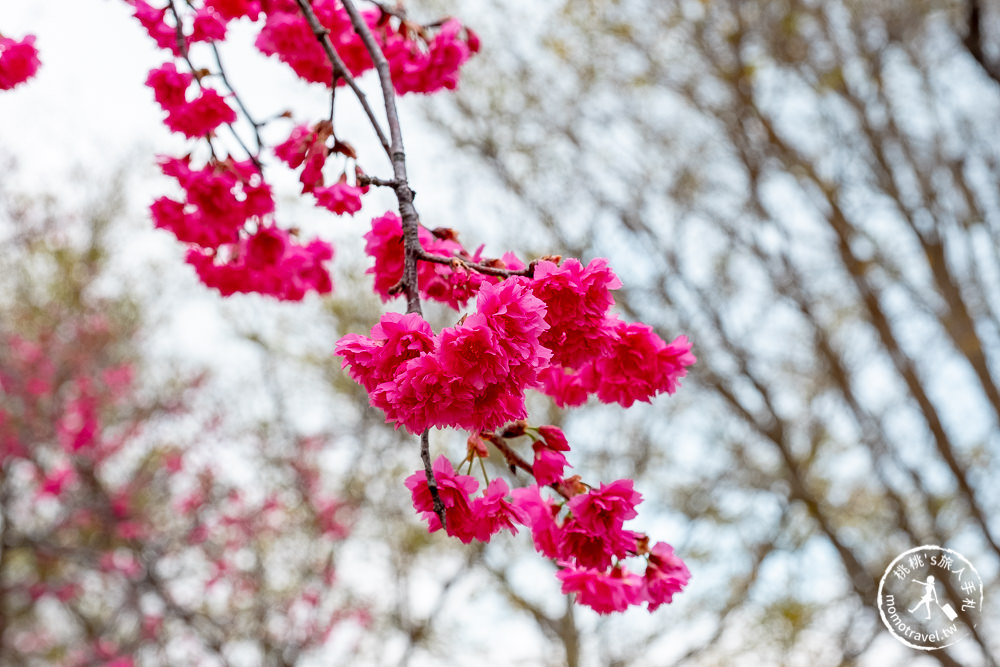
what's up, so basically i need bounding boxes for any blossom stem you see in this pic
[414,248,537,279]
[485,432,574,500]
[166,0,260,168]
[420,430,446,530]
[477,455,490,484]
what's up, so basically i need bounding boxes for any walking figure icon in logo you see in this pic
[908,575,958,621]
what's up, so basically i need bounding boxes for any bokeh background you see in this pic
[1,1,999,665]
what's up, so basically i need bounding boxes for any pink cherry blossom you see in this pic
[127,1,179,53]
[191,7,229,42]
[529,258,623,369]
[256,3,374,84]
[536,365,591,407]
[469,478,529,541]
[186,227,333,300]
[474,278,551,380]
[510,485,562,559]
[584,323,696,407]
[363,212,506,309]
[531,443,570,486]
[557,564,645,615]
[404,455,479,542]
[314,180,363,215]
[537,425,570,451]
[558,521,639,570]
[152,157,274,248]
[145,63,236,138]
[643,542,691,611]
[206,0,261,20]
[385,18,474,95]
[335,312,436,392]
[0,34,41,90]
[340,278,550,433]
[566,479,642,534]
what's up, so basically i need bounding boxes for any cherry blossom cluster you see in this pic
[254,0,478,94]
[339,225,695,612]
[343,226,695,431]
[123,0,476,300]
[403,440,690,614]
[0,32,40,90]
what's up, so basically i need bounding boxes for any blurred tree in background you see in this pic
[0,174,379,666]
[5,0,1000,664]
[419,0,1000,664]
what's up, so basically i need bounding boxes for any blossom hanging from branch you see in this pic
[0,0,698,615]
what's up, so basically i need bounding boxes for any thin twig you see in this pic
[166,0,261,167]
[292,0,392,157]
[419,431,446,530]
[357,174,401,188]
[414,249,537,279]
[210,42,264,153]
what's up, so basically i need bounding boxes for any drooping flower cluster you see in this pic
[340,235,696,612]
[124,1,477,299]
[0,34,41,90]
[255,1,478,94]
[152,156,333,299]
[404,450,691,614]
[114,0,695,617]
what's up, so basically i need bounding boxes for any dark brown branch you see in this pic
[419,430,446,530]
[964,0,1000,86]
[335,0,454,530]
[414,249,537,279]
[339,0,423,315]
[357,174,401,188]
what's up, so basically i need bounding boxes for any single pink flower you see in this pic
[129,1,180,53]
[314,180,363,215]
[642,542,690,611]
[191,7,229,42]
[470,478,529,541]
[537,425,570,451]
[404,455,479,542]
[529,258,622,369]
[0,35,41,90]
[537,365,591,407]
[584,322,696,407]
[557,564,645,615]
[206,0,261,20]
[335,312,436,392]
[511,485,563,559]
[558,521,639,570]
[566,479,642,534]
[532,443,570,486]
